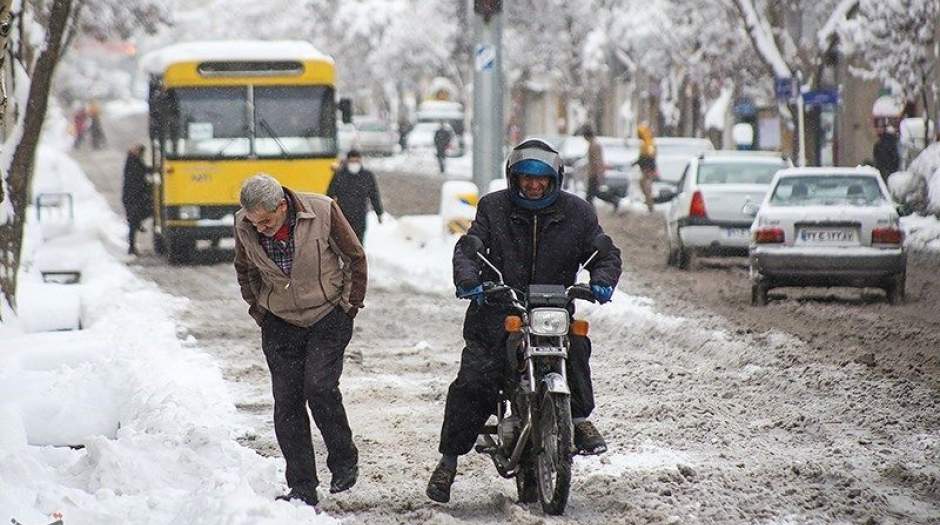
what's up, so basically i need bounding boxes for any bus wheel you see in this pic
[167,233,196,264]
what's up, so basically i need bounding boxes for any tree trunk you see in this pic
[0,0,13,205]
[0,0,73,314]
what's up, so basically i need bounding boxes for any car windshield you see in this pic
[770,175,886,206]
[356,121,387,132]
[697,162,784,185]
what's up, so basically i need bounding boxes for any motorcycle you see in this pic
[462,233,613,515]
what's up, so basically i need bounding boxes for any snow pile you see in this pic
[0,117,336,525]
[889,143,940,215]
[704,85,733,131]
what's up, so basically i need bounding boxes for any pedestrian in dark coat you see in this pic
[122,144,152,255]
[426,139,622,504]
[873,126,900,182]
[326,149,384,242]
[234,174,367,507]
[433,123,452,174]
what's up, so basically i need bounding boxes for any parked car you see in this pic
[406,121,459,156]
[748,166,906,305]
[570,136,636,197]
[338,122,359,154]
[665,151,791,269]
[353,116,399,156]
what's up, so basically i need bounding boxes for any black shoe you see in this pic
[276,486,318,506]
[574,420,608,455]
[426,461,456,503]
[329,464,358,494]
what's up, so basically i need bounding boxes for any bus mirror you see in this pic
[338,98,352,124]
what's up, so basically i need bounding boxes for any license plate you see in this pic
[721,228,750,239]
[797,228,858,244]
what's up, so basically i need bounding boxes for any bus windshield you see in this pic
[162,86,336,159]
[165,87,250,158]
[254,86,336,157]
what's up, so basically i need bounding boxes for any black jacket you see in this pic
[122,153,151,222]
[873,133,900,180]
[453,189,622,343]
[326,166,384,235]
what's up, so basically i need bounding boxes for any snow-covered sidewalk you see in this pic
[0,116,336,525]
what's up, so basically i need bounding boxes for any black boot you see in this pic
[426,459,457,503]
[330,463,358,494]
[574,420,608,455]
[276,484,318,506]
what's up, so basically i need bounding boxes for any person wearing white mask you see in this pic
[327,149,385,242]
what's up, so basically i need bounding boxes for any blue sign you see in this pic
[802,89,839,107]
[774,77,795,101]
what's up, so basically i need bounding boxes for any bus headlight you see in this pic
[178,205,201,220]
[529,308,569,336]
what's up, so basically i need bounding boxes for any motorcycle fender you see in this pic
[541,372,570,395]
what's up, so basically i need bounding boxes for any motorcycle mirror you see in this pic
[463,234,485,258]
[592,234,613,258]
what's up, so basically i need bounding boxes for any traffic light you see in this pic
[474,0,502,21]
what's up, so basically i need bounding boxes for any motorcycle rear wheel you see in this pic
[536,390,572,515]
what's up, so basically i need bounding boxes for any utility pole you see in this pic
[472,0,503,192]
[796,70,806,167]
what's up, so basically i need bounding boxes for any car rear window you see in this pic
[770,175,886,206]
[696,162,784,184]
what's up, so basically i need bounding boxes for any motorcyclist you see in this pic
[426,138,622,503]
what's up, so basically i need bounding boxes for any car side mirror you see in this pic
[591,234,613,258]
[463,234,484,258]
[742,201,761,217]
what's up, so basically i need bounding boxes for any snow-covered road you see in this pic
[56,110,940,524]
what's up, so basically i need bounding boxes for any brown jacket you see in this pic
[234,187,367,328]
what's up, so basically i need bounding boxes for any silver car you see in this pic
[749,167,907,305]
[666,151,791,269]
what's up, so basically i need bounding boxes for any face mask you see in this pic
[347,162,362,174]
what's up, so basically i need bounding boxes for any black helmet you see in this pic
[505,138,564,210]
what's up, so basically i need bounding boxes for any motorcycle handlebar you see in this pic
[567,283,597,303]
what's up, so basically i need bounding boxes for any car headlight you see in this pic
[178,205,201,220]
[529,308,569,336]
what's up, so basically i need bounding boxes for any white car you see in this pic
[666,151,791,269]
[406,121,458,155]
[749,167,907,305]
[337,122,359,154]
[353,116,399,156]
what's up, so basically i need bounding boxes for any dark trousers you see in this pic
[127,217,142,252]
[261,307,358,489]
[438,334,594,456]
[436,153,446,174]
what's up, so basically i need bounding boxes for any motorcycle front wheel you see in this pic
[536,390,573,515]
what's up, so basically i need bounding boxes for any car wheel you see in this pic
[751,279,769,306]
[665,227,678,267]
[676,244,692,270]
[885,271,906,305]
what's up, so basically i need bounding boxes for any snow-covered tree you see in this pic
[840,0,940,144]
[0,0,167,317]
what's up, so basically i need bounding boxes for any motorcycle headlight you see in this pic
[529,308,569,336]
[178,205,200,220]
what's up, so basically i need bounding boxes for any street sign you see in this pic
[774,77,795,101]
[802,88,839,107]
[475,44,496,72]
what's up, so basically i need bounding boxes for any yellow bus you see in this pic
[142,40,350,263]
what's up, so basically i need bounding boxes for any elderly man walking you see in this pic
[234,174,367,506]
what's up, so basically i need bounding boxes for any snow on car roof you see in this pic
[776,166,881,177]
[140,40,333,74]
[699,150,789,163]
